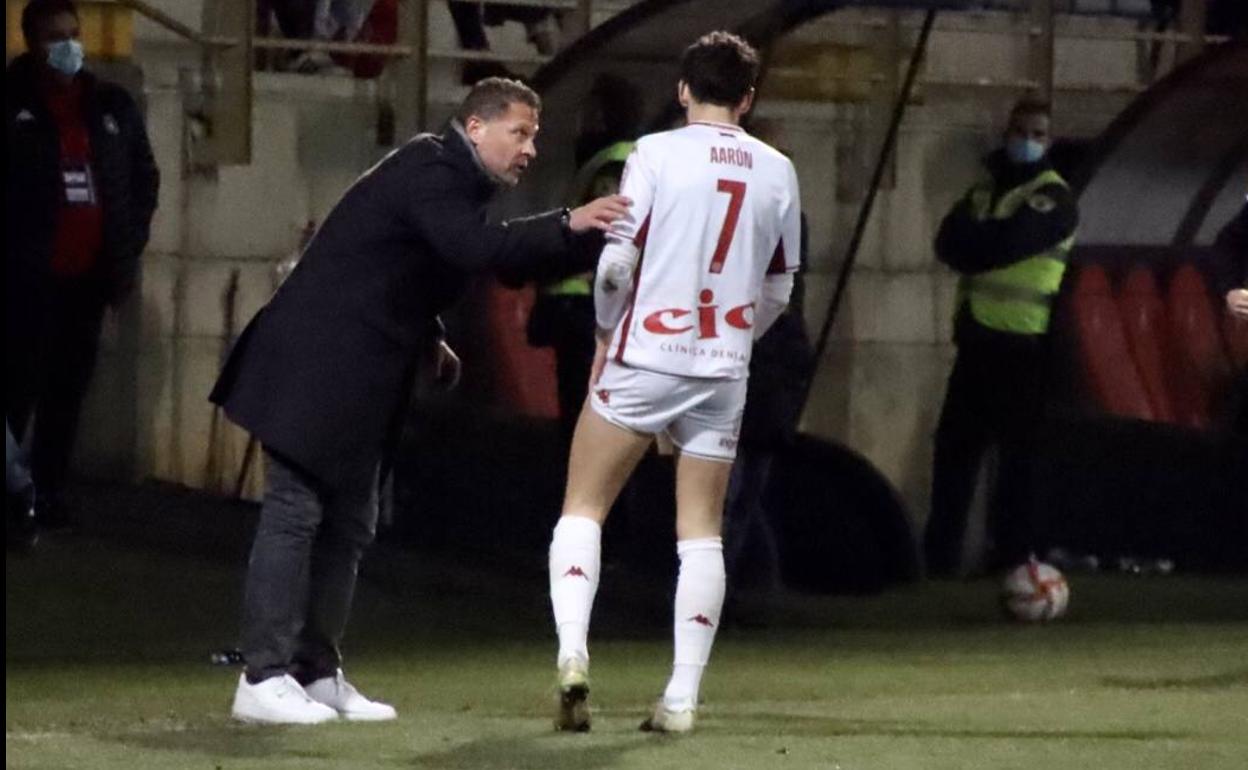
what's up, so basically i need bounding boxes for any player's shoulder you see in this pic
[633,128,686,155]
[740,135,794,171]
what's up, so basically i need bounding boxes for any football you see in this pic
[1001,559,1070,622]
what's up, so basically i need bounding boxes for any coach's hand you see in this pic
[1228,288,1248,320]
[435,341,462,391]
[569,195,632,233]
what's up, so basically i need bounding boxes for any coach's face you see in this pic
[466,102,540,186]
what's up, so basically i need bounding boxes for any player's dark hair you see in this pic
[22,0,78,48]
[457,77,541,124]
[678,31,760,108]
[1008,97,1052,124]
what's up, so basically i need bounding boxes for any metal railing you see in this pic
[112,0,594,166]
[114,0,1227,166]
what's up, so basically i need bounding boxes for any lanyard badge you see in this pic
[62,163,97,206]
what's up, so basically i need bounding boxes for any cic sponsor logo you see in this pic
[642,290,753,340]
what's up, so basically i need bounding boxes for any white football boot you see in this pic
[231,674,339,724]
[639,700,696,733]
[554,657,591,732]
[304,669,398,721]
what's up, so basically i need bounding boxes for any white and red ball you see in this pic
[1001,559,1069,621]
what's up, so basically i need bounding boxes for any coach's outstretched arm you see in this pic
[403,163,629,282]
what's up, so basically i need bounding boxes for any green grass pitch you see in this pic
[7,535,1248,769]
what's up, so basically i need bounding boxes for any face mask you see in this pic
[45,39,84,76]
[1006,137,1046,165]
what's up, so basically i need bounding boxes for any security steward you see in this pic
[924,98,1078,578]
[527,140,634,441]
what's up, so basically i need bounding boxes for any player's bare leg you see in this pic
[562,403,654,525]
[550,403,652,731]
[641,452,731,734]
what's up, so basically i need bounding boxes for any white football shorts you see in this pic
[588,361,747,462]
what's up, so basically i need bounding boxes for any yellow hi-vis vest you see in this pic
[542,141,638,298]
[542,274,592,296]
[956,169,1075,335]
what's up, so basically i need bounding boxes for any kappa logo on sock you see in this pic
[596,388,610,404]
[688,614,715,628]
[563,566,589,580]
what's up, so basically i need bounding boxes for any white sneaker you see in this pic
[639,700,696,733]
[304,669,397,721]
[231,674,339,724]
[554,657,591,732]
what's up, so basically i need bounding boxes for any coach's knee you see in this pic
[255,495,323,545]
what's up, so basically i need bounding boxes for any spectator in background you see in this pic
[1217,199,1248,321]
[6,0,160,530]
[528,141,634,443]
[574,74,644,168]
[449,2,566,84]
[1215,198,1247,434]
[6,421,37,552]
[721,216,812,618]
[257,1,398,78]
[257,0,315,48]
[311,0,376,44]
[297,0,390,75]
[720,122,812,617]
[924,98,1077,578]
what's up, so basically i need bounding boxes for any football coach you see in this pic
[211,77,629,724]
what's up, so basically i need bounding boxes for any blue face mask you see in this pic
[1006,137,1046,165]
[45,39,85,77]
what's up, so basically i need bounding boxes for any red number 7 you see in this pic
[709,179,746,274]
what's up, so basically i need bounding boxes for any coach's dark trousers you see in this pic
[242,448,379,684]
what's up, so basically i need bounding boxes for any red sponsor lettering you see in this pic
[643,308,692,334]
[642,290,755,340]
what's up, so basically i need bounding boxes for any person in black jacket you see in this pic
[1215,199,1247,434]
[5,0,160,530]
[6,420,38,553]
[722,217,812,613]
[1217,200,1248,321]
[212,77,629,725]
[924,98,1078,578]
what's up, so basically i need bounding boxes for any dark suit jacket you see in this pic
[210,124,593,484]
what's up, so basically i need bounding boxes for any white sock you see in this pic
[549,515,602,667]
[663,537,725,710]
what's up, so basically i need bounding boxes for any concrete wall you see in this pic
[73,4,1147,520]
[754,9,1139,531]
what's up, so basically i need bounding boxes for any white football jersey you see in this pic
[596,121,801,379]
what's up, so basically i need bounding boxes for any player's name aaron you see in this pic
[710,146,753,169]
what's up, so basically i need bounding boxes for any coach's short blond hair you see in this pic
[457,77,541,123]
